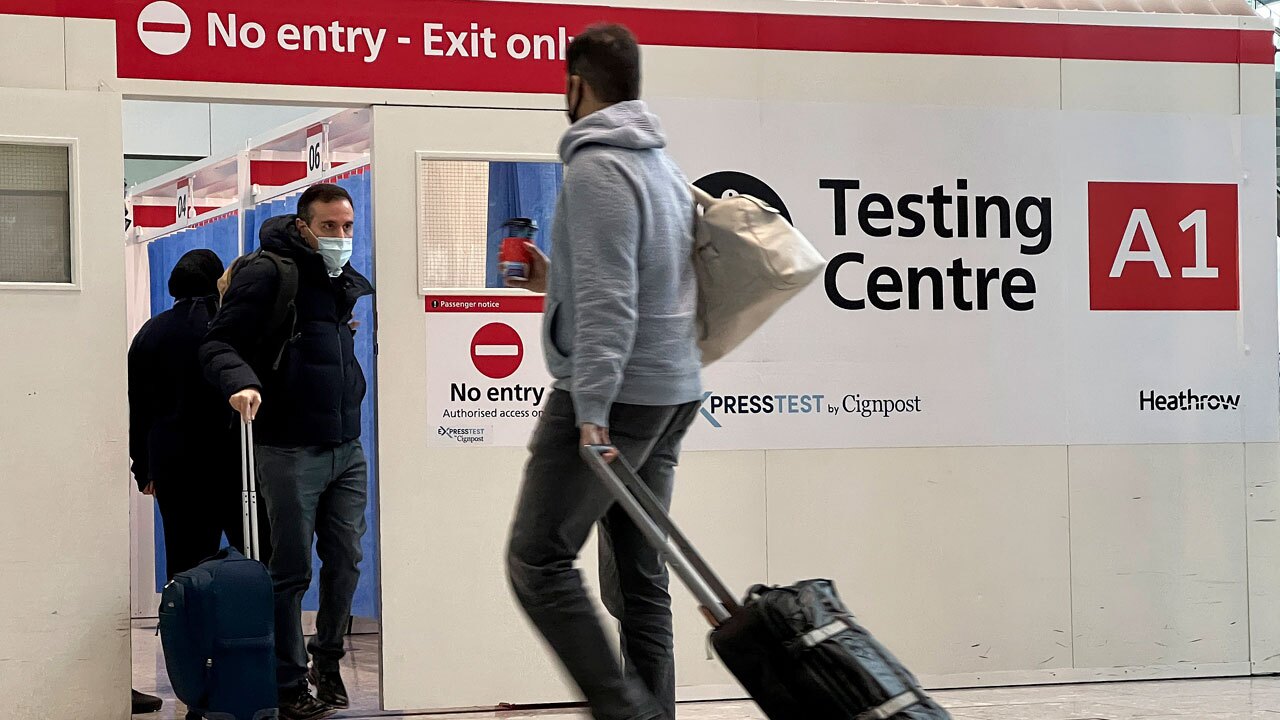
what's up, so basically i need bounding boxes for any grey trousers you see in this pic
[507,390,701,720]
[256,440,368,694]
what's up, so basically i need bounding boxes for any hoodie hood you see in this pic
[259,214,318,260]
[559,100,667,164]
[168,249,224,299]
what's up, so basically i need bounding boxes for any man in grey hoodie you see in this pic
[505,24,703,720]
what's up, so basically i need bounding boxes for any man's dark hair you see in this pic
[297,183,353,222]
[566,24,641,104]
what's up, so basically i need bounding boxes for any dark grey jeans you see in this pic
[256,439,368,694]
[507,390,701,720]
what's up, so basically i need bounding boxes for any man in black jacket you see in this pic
[202,184,374,720]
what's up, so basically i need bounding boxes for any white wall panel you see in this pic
[644,47,763,101]
[1246,443,1280,674]
[1062,60,1240,114]
[0,15,65,90]
[670,451,768,697]
[378,447,594,709]
[1068,444,1249,669]
[0,83,127,720]
[758,52,1062,109]
[1240,63,1278,117]
[64,18,116,93]
[765,447,1073,677]
[1238,110,1280,444]
[374,105,575,711]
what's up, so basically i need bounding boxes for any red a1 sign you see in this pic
[1088,182,1239,311]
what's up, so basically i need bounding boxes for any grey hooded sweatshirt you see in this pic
[542,100,702,428]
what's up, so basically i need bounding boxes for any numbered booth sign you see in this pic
[175,178,193,227]
[306,124,326,182]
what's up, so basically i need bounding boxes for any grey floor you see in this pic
[133,621,1280,719]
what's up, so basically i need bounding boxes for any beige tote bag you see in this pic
[690,184,826,365]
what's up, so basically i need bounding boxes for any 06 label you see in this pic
[1088,182,1239,311]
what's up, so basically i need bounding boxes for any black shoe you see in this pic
[308,665,350,709]
[278,687,335,720]
[131,689,163,714]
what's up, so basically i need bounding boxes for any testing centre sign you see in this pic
[423,99,1278,451]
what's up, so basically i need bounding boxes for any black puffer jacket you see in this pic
[201,215,374,447]
[129,250,237,490]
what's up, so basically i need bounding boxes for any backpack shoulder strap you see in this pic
[257,250,299,371]
[258,250,298,324]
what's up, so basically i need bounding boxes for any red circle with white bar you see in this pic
[471,322,523,379]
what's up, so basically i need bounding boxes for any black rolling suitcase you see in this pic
[161,422,278,720]
[582,446,952,720]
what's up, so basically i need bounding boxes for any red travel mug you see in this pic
[499,236,532,281]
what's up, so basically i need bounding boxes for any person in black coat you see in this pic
[128,249,270,582]
[201,184,373,720]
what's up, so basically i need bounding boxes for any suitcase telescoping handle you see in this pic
[581,445,741,627]
[240,420,262,562]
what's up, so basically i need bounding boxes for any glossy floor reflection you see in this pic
[133,621,1280,719]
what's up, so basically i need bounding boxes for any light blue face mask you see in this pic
[316,236,353,277]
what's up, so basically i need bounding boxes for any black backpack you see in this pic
[219,248,299,372]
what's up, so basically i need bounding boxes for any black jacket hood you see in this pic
[168,249,224,299]
[258,214,316,259]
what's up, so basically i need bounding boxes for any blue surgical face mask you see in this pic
[316,236,353,277]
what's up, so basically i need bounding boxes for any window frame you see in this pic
[0,136,81,291]
[414,150,560,296]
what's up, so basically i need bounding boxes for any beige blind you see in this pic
[417,158,489,293]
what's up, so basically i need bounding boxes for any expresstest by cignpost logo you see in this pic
[698,391,924,428]
[698,392,824,428]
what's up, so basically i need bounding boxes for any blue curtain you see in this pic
[241,205,255,253]
[249,173,379,620]
[486,162,563,288]
[245,195,293,253]
[148,215,241,592]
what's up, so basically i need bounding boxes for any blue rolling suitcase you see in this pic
[582,446,952,720]
[160,422,277,720]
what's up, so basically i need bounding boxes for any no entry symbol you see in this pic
[471,322,523,379]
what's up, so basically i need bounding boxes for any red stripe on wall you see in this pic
[133,205,176,228]
[755,14,1274,64]
[250,160,307,187]
[0,0,112,18]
